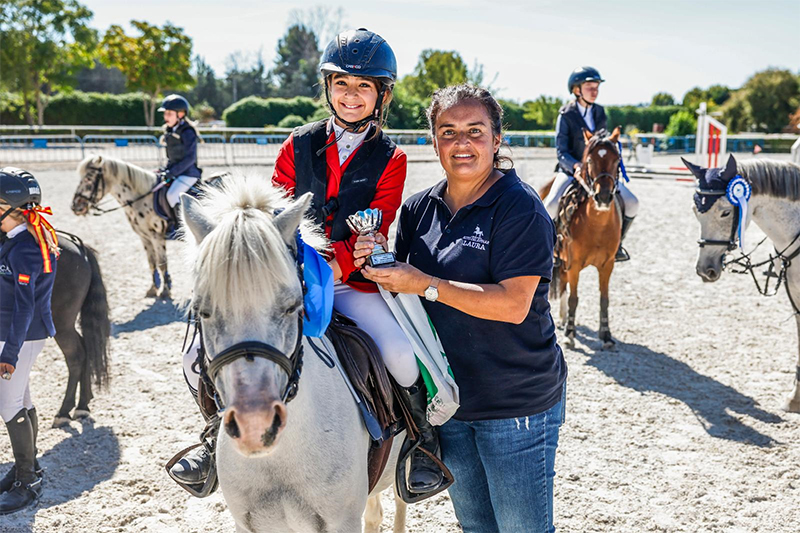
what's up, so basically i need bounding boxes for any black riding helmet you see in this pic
[568,66,605,94]
[0,167,41,224]
[158,94,190,114]
[319,28,397,132]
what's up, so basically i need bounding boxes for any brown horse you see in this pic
[539,127,622,349]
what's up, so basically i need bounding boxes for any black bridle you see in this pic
[582,140,621,201]
[695,187,740,251]
[188,234,307,412]
[75,164,157,216]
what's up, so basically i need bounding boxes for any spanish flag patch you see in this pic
[18,274,30,285]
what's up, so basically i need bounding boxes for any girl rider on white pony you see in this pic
[168,29,446,501]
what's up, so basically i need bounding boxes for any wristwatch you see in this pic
[424,276,440,302]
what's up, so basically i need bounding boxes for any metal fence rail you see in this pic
[0,134,83,163]
[82,135,162,164]
[198,134,228,166]
[229,134,286,165]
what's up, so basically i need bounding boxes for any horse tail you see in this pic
[549,263,560,302]
[79,245,111,389]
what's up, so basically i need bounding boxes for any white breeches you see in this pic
[333,284,419,387]
[0,340,46,422]
[167,176,199,208]
[544,172,640,219]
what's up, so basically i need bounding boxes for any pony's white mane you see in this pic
[183,170,327,319]
[740,159,800,201]
[77,155,156,193]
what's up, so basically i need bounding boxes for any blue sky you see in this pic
[83,0,799,105]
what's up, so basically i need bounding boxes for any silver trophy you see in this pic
[346,208,396,268]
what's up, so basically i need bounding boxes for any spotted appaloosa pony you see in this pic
[72,155,172,299]
[180,174,405,533]
[539,127,623,349]
[689,155,800,412]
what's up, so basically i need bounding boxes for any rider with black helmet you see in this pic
[169,29,447,500]
[0,168,59,514]
[545,67,639,261]
[158,94,201,238]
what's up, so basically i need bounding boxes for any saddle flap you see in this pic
[326,311,395,428]
[153,187,173,221]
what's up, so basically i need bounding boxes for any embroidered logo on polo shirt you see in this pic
[462,225,490,250]
[0,265,11,276]
[18,273,30,285]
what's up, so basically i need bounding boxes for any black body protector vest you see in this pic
[164,120,197,165]
[293,119,396,283]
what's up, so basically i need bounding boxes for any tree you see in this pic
[224,50,275,103]
[523,96,564,130]
[100,21,194,126]
[706,84,731,106]
[651,92,675,106]
[664,109,696,136]
[289,6,346,48]
[272,25,321,98]
[77,60,127,94]
[742,68,799,132]
[402,50,469,100]
[189,56,227,117]
[720,90,751,133]
[0,0,97,125]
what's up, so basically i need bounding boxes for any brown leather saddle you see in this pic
[324,311,452,501]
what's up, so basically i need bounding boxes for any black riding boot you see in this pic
[402,380,444,493]
[615,216,635,262]
[168,380,218,496]
[0,409,42,514]
[0,408,42,493]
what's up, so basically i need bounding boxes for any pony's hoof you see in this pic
[784,399,800,413]
[52,415,72,428]
[564,336,575,349]
[602,340,617,350]
[158,291,172,301]
[73,409,91,419]
[145,287,158,298]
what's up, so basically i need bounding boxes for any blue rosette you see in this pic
[726,175,751,251]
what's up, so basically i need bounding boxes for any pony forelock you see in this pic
[182,170,328,320]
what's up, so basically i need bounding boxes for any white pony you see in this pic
[690,155,800,411]
[180,173,405,532]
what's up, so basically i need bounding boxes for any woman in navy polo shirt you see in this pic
[356,84,567,533]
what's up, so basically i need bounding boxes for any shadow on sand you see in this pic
[112,298,183,337]
[0,417,120,531]
[570,325,783,448]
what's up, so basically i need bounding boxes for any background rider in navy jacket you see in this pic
[0,167,58,515]
[544,67,639,261]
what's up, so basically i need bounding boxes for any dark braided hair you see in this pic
[426,84,513,169]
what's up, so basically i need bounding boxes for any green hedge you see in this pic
[606,105,684,132]
[0,91,151,126]
[222,96,323,127]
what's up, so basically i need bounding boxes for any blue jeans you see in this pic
[440,386,566,533]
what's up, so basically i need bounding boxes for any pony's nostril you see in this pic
[706,268,719,279]
[225,410,241,439]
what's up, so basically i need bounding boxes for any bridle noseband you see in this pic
[192,232,308,411]
[74,165,107,209]
[695,187,739,251]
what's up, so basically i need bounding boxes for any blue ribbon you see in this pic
[617,141,630,183]
[296,232,334,338]
[726,174,752,251]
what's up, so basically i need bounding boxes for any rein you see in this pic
[76,165,158,216]
[188,230,310,412]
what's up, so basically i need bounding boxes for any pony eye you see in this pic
[285,301,302,316]
[721,210,732,218]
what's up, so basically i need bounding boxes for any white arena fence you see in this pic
[0,125,796,167]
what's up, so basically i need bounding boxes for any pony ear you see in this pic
[583,128,593,142]
[722,154,737,179]
[609,126,621,143]
[180,194,216,243]
[681,157,704,180]
[274,192,313,247]
[93,155,103,165]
